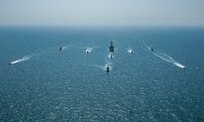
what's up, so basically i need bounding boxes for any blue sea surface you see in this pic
[0,26,204,121]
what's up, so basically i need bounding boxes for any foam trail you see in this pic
[154,52,186,69]
[104,59,113,71]
[93,60,112,72]
[154,52,173,63]
[141,41,186,69]
[62,44,73,50]
[140,40,151,50]
[174,62,186,69]
[9,55,32,65]
[85,47,93,53]
[104,63,112,71]
[9,52,42,65]
[127,48,134,54]
[108,53,114,59]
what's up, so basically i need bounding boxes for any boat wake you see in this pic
[93,60,112,72]
[108,53,114,59]
[9,55,32,65]
[9,53,41,65]
[104,63,112,71]
[141,41,186,69]
[127,48,134,54]
[154,52,186,69]
[86,47,93,53]
[62,44,74,50]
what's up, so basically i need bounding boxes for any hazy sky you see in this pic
[0,0,204,26]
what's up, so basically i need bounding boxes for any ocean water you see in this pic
[0,26,204,121]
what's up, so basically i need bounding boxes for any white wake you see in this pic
[9,52,41,65]
[62,44,73,50]
[85,47,93,53]
[127,48,134,54]
[9,55,32,65]
[141,41,186,69]
[154,51,186,69]
[108,53,114,59]
[154,52,186,69]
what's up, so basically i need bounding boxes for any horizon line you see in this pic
[1,23,204,28]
